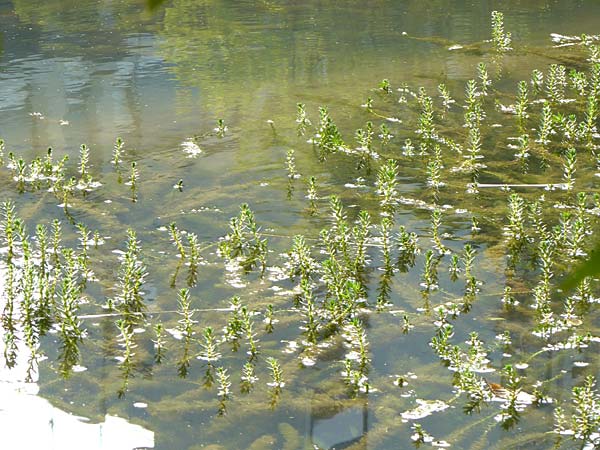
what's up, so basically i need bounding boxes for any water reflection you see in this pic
[0,263,154,449]
[311,400,368,449]
[1,1,600,449]
[0,0,597,159]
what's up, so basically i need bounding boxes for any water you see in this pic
[1,1,600,449]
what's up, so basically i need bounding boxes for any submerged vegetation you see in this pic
[2,7,600,450]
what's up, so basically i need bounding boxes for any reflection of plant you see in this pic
[116,318,137,398]
[57,248,85,377]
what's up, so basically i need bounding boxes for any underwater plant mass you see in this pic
[3,1,600,449]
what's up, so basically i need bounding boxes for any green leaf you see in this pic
[560,242,600,292]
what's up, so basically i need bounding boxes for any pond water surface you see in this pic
[1,1,600,449]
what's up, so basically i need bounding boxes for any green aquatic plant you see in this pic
[528,195,550,240]
[464,79,484,128]
[355,120,376,172]
[362,96,374,113]
[426,144,444,190]
[477,62,491,96]
[494,365,526,429]
[295,103,311,136]
[341,319,371,394]
[584,95,598,149]
[421,249,439,292]
[128,161,139,202]
[218,203,268,273]
[298,279,319,344]
[215,118,227,137]
[377,221,394,308]
[186,232,201,287]
[430,208,448,255]
[306,175,319,215]
[461,243,476,282]
[449,253,460,281]
[111,228,147,320]
[287,234,317,282]
[410,423,435,447]
[56,248,85,377]
[34,223,52,331]
[379,78,391,93]
[1,200,18,263]
[326,195,353,266]
[285,149,299,181]
[504,193,526,245]
[266,356,284,388]
[176,288,196,338]
[556,112,578,146]
[378,123,393,146]
[169,222,187,259]
[174,178,184,192]
[2,262,18,368]
[78,144,90,184]
[430,322,454,362]
[514,133,531,172]
[216,366,231,400]
[375,159,399,217]
[75,222,93,282]
[569,68,588,97]
[396,225,419,272]
[402,138,415,157]
[515,80,529,126]
[112,137,124,167]
[58,176,75,213]
[491,10,511,52]
[152,322,166,364]
[199,326,221,362]
[310,106,346,160]
[546,64,567,103]
[462,142,483,193]
[50,219,62,265]
[115,318,137,398]
[530,68,544,96]
[417,88,436,155]
[438,83,455,111]
[553,375,600,448]
[240,360,258,393]
[222,296,244,350]
[562,146,577,190]
[263,304,276,333]
[241,306,260,359]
